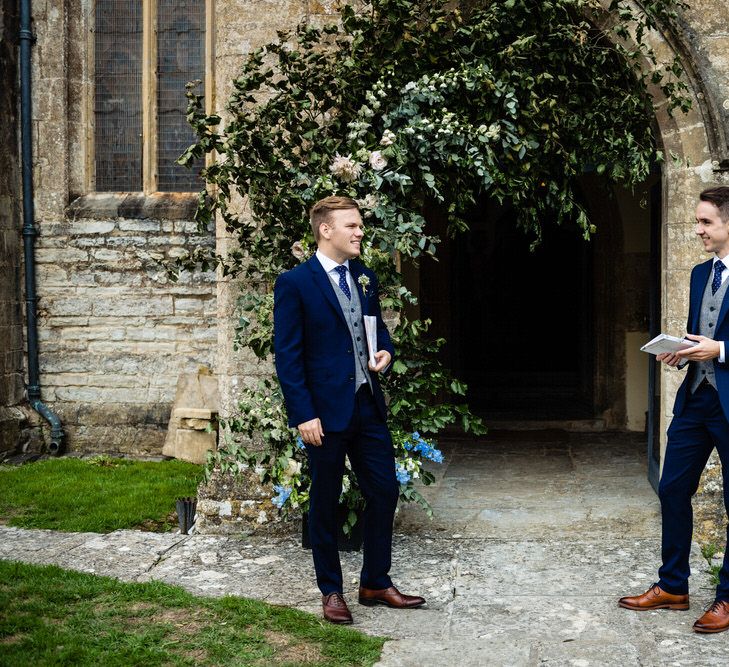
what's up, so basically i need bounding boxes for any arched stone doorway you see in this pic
[416,173,661,430]
[392,5,724,500]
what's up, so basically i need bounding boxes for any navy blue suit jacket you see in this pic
[673,258,729,421]
[273,256,394,432]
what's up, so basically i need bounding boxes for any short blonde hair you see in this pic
[310,196,359,241]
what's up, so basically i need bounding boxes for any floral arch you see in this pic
[179,0,694,524]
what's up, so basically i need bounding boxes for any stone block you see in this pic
[46,316,90,327]
[0,406,26,457]
[176,408,214,420]
[173,221,203,234]
[67,195,119,220]
[59,327,125,342]
[91,296,174,317]
[62,423,166,455]
[105,236,148,248]
[91,249,124,261]
[67,220,116,235]
[664,269,690,318]
[170,429,216,465]
[118,220,162,233]
[194,465,290,536]
[162,368,219,462]
[91,271,144,287]
[51,373,142,388]
[39,341,89,353]
[42,297,93,317]
[86,341,177,354]
[77,402,170,427]
[67,272,97,287]
[53,386,151,404]
[308,0,343,14]
[173,297,208,314]
[35,247,89,263]
[695,450,725,545]
[37,264,69,285]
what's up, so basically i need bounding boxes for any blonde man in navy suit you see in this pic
[274,196,425,624]
[620,187,729,633]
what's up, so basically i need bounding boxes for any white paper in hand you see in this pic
[363,316,378,367]
[640,333,698,355]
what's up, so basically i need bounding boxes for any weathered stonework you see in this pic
[34,205,216,454]
[0,0,28,457]
[196,466,295,536]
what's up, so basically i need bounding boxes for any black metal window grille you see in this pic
[94,0,205,193]
[157,0,205,192]
[94,0,143,191]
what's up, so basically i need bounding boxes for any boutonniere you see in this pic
[357,274,370,297]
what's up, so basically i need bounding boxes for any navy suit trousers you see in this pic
[659,382,729,600]
[305,385,399,595]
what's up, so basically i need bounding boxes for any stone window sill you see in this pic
[67,192,199,221]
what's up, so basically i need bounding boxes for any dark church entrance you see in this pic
[419,197,594,420]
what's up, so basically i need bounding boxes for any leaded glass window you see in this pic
[94,0,206,193]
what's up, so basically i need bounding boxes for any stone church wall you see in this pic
[35,196,216,455]
[27,1,218,455]
[0,0,27,457]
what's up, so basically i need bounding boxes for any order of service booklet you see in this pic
[363,316,378,367]
[640,333,698,356]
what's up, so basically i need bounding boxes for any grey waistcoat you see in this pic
[332,277,372,393]
[690,272,729,393]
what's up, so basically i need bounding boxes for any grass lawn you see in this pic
[0,457,202,533]
[0,560,384,666]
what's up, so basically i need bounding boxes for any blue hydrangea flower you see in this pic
[396,465,411,485]
[428,447,444,464]
[272,484,292,509]
[404,432,444,464]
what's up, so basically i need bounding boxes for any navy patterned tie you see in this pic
[334,265,351,300]
[712,260,726,295]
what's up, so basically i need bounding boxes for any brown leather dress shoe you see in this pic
[358,585,426,609]
[693,599,729,633]
[618,584,689,611]
[322,592,353,624]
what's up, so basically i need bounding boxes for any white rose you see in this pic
[369,151,388,171]
[485,123,500,140]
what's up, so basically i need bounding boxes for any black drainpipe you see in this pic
[19,0,64,455]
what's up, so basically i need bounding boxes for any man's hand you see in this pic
[368,350,392,373]
[675,334,721,362]
[656,352,683,367]
[298,418,324,446]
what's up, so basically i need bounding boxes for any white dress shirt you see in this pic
[713,254,729,363]
[316,249,352,292]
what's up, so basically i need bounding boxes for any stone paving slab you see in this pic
[0,526,184,577]
[2,434,727,665]
[1,527,726,666]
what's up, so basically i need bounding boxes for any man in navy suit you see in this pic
[274,196,425,624]
[619,187,729,633]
